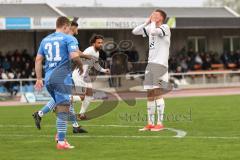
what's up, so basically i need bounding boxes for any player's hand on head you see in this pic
[150,12,157,22]
[145,15,152,24]
[35,79,43,91]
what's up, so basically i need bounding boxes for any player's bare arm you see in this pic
[71,51,84,74]
[35,54,44,91]
[77,49,92,60]
[132,14,153,35]
[93,60,110,74]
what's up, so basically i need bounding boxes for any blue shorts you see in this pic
[45,64,73,105]
[46,85,71,105]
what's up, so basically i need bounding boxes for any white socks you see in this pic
[58,141,65,145]
[79,96,92,114]
[156,98,165,125]
[72,122,79,128]
[147,98,165,125]
[147,101,155,125]
[38,111,44,117]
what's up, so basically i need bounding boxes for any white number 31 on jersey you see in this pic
[45,41,62,61]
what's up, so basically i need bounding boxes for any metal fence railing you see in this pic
[1,70,240,96]
[169,70,240,87]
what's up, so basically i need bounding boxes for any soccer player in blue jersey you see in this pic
[33,21,88,134]
[34,16,83,149]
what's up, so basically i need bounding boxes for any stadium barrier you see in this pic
[1,70,240,102]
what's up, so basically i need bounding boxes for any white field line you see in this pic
[0,124,237,139]
[2,124,239,139]
[0,124,187,138]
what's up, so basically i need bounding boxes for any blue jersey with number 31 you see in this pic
[37,32,79,80]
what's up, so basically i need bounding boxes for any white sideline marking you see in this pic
[164,128,187,138]
[0,124,187,138]
[0,124,238,139]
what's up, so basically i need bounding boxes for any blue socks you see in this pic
[57,112,68,141]
[38,99,56,117]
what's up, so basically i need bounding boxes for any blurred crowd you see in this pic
[0,49,35,79]
[0,49,35,95]
[169,48,240,73]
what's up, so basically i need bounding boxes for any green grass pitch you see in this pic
[0,95,240,160]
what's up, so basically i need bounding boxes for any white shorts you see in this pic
[72,69,92,94]
[143,63,169,90]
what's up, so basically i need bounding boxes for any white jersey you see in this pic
[82,46,100,77]
[72,46,106,90]
[76,46,106,77]
[132,22,171,67]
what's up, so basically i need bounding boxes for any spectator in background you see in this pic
[22,49,32,62]
[13,49,21,58]
[30,68,36,78]
[16,70,21,79]
[195,53,203,65]
[180,57,188,72]
[187,48,195,57]
[229,51,236,64]
[20,70,28,79]
[220,51,238,69]
[15,56,24,71]
[1,69,8,80]
[1,69,17,96]
[202,55,212,70]
[211,52,221,64]
[2,57,10,71]
[5,51,12,61]
[234,50,240,68]
[186,55,196,71]
[10,56,16,70]
[25,62,32,77]
[221,51,229,68]
[168,57,178,72]
[20,70,29,86]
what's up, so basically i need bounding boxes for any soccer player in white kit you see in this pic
[132,9,171,131]
[72,34,110,120]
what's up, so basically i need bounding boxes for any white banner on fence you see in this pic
[1,17,176,30]
[77,18,145,29]
[31,17,57,29]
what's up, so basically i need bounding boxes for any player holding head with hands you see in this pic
[132,9,171,131]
